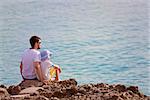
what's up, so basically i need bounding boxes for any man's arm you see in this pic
[20,62,23,76]
[34,62,44,81]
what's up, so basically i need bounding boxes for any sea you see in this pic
[0,0,149,95]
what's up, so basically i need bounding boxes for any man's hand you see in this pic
[42,80,50,85]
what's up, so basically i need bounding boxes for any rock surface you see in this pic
[1,79,150,100]
[0,87,10,99]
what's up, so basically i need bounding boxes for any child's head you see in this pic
[40,50,52,61]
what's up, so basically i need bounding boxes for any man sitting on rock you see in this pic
[20,36,47,84]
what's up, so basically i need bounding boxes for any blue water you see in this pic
[0,0,149,95]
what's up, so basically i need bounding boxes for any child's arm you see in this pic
[55,69,60,81]
[53,64,61,73]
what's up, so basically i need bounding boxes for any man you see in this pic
[20,36,46,83]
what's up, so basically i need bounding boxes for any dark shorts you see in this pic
[23,77,38,80]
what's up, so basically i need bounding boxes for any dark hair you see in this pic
[29,36,41,48]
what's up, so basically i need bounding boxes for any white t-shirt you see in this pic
[21,49,41,79]
[40,59,53,80]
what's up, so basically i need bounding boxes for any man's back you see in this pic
[21,49,41,79]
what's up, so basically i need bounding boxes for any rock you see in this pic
[58,79,77,87]
[127,86,139,94]
[51,97,60,100]
[39,89,53,98]
[19,80,43,89]
[78,87,86,94]
[42,85,50,89]
[0,78,150,100]
[69,79,78,85]
[94,83,105,88]
[147,96,150,100]
[19,87,44,95]
[7,85,21,95]
[34,95,49,100]
[66,86,78,97]
[92,88,100,93]
[20,95,49,100]
[53,90,64,98]
[111,95,119,100]
[10,94,30,99]
[0,85,7,89]
[0,87,9,99]
[81,84,92,92]
[103,94,119,100]
[115,84,126,92]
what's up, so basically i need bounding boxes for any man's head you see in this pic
[29,36,41,49]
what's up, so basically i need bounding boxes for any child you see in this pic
[40,50,61,81]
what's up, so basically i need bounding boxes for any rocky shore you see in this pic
[0,79,149,100]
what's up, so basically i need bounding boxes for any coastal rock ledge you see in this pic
[0,79,149,100]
